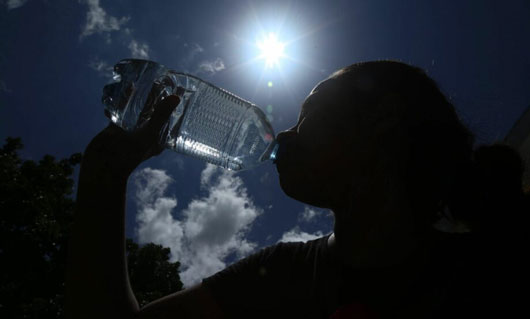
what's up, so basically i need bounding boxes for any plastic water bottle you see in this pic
[102,59,278,171]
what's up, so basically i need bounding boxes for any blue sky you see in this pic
[1,0,529,287]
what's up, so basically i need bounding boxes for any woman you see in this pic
[65,61,527,318]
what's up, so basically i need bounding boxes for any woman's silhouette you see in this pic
[65,61,527,319]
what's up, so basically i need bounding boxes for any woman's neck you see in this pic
[328,205,429,269]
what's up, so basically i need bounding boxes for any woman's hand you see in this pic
[83,95,180,179]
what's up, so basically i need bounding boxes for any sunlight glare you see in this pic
[257,33,285,68]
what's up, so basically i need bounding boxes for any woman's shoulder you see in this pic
[255,233,331,266]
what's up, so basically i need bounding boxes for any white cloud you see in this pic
[88,59,113,78]
[299,206,321,222]
[278,227,324,243]
[134,165,261,287]
[5,0,28,10]
[128,40,150,59]
[135,168,174,204]
[179,43,204,70]
[80,0,130,39]
[185,42,204,55]
[198,58,225,75]
[297,206,333,225]
[137,196,184,251]
[200,163,218,186]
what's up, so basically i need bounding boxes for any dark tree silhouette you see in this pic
[0,137,183,318]
[0,137,81,319]
[126,239,184,308]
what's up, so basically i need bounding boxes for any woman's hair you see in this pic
[330,61,526,234]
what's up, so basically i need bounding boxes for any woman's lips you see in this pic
[275,153,290,175]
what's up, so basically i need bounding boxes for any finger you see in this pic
[101,121,126,138]
[145,95,180,133]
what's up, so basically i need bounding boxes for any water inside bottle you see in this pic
[165,73,278,170]
[102,59,278,171]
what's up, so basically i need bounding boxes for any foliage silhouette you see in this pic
[126,239,184,308]
[0,137,183,318]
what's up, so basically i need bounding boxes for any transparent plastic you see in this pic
[102,59,278,170]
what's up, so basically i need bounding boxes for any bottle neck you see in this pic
[268,142,280,161]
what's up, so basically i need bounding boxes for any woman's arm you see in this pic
[64,96,223,319]
[64,141,138,318]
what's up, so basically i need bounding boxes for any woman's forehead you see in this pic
[300,78,341,119]
[299,92,320,120]
[310,78,334,94]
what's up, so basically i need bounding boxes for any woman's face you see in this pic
[275,78,358,208]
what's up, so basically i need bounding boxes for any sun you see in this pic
[256,32,285,68]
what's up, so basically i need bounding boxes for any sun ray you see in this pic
[274,59,300,110]
[251,65,268,101]
[283,16,343,47]
[221,56,262,74]
[283,55,327,75]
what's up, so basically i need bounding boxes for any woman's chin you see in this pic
[279,174,329,207]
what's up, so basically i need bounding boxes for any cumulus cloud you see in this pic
[179,43,204,70]
[198,58,225,75]
[135,168,174,205]
[5,0,29,10]
[299,206,322,222]
[88,59,113,78]
[185,42,204,56]
[200,163,218,186]
[128,40,150,59]
[278,227,324,243]
[278,206,333,243]
[80,0,130,39]
[134,165,261,287]
[297,206,334,230]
